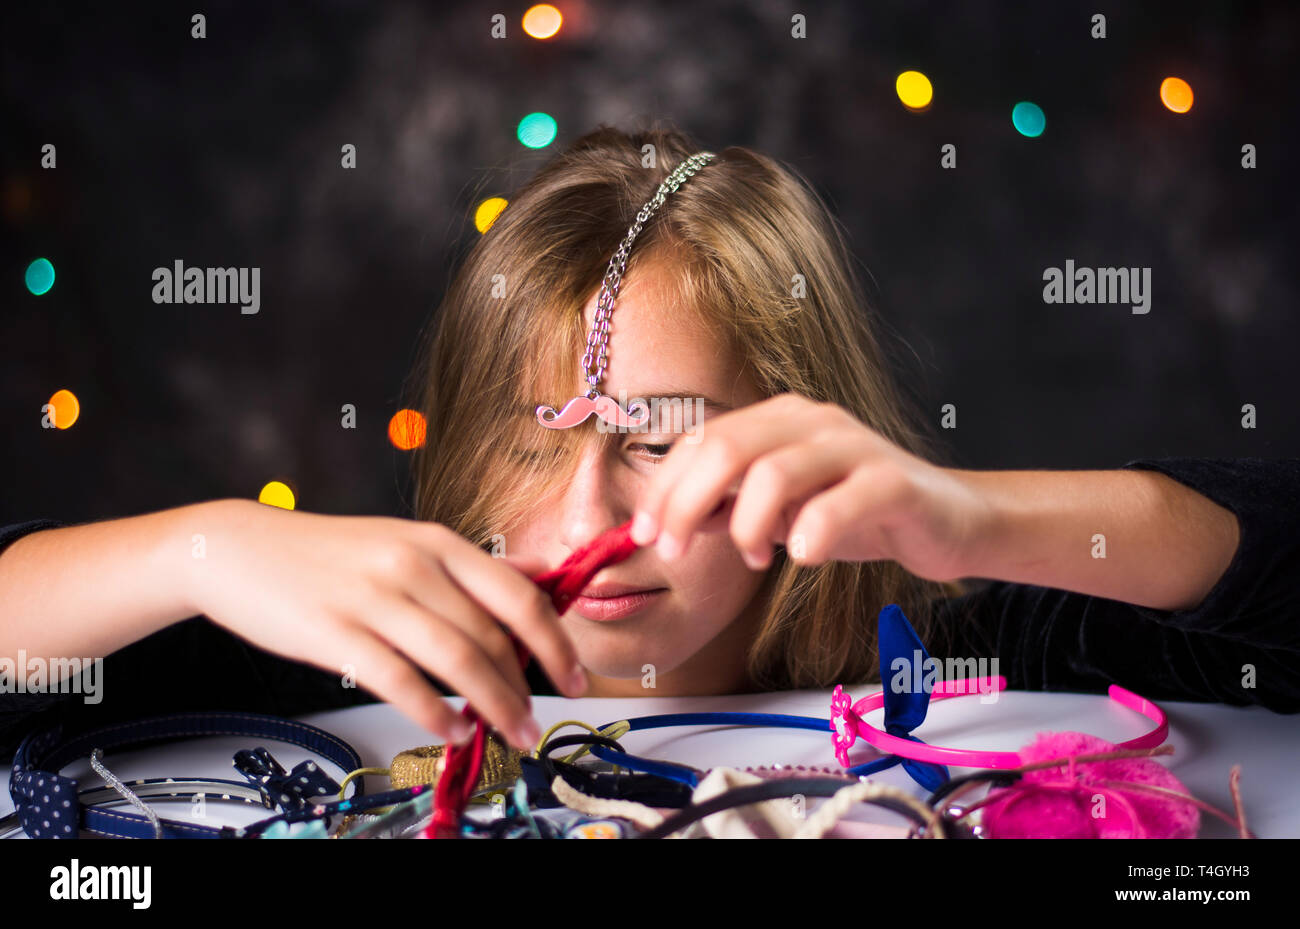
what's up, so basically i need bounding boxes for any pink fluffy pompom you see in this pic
[980,731,1200,839]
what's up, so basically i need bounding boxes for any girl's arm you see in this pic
[0,502,214,661]
[951,467,1241,612]
[0,499,586,749]
[634,396,1299,708]
[632,393,1272,616]
[937,457,1300,710]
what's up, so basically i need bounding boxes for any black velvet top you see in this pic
[2,456,1297,761]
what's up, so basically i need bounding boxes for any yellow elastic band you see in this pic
[532,719,633,771]
[337,767,391,802]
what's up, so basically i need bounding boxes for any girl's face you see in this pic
[509,259,769,697]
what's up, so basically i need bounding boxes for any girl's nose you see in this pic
[558,441,629,552]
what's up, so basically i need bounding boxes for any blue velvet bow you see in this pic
[233,746,342,811]
[845,604,950,792]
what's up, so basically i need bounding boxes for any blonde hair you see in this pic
[408,122,965,692]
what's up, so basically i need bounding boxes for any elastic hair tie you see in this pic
[537,732,687,795]
[533,719,632,767]
[528,732,696,809]
[337,766,390,802]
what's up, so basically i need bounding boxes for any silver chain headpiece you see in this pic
[535,151,716,429]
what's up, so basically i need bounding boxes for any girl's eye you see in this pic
[630,442,674,460]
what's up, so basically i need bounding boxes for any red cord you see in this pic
[425,518,640,837]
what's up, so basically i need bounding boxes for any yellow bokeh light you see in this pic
[388,409,427,451]
[474,197,508,233]
[258,481,296,510]
[47,388,80,429]
[896,70,933,110]
[523,4,563,39]
[1160,76,1193,113]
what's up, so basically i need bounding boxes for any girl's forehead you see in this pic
[578,262,735,385]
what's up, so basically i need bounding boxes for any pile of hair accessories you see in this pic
[247,520,1256,840]
[3,519,1255,840]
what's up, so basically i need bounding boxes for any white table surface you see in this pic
[3,689,1296,838]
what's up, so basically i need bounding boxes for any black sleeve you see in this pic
[0,519,382,762]
[935,457,1300,713]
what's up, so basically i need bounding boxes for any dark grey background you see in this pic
[3,0,1296,524]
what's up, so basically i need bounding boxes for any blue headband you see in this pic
[582,604,956,792]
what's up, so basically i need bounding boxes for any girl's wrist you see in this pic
[934,467,1239,611]
[940,467,1012,581]
[164,497,253,618]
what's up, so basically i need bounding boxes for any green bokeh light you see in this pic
[25,258,55,295]
[1012,101,1046,138]
[516,112,558,149]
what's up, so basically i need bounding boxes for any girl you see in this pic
[2,126,1297,763]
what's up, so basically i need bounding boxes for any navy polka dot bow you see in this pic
[233,746,343,811]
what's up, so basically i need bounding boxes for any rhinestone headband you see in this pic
[535,151,717,429]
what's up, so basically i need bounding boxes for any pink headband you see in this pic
[831,678,1169,770]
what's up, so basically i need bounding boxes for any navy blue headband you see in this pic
[585,711,950,792]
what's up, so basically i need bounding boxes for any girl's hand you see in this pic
[180,500,586,750]
[631,392,990,582]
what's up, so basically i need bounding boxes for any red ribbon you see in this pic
[426,519,640,837]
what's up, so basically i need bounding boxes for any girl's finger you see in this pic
[786,467,904,564]
[497,553,550,577]
[390,548,534,706]
[365,593,539,750]
[642,403,816,560]
[728,440,857,568]
[632,398,789,543]
[326,625,473,744]
[430,532,586,699]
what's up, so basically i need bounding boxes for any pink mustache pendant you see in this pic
[535,392,651,429]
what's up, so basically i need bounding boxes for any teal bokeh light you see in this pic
[25,258,56,295]
[516,112,558,149]
[1012,101,1046,138]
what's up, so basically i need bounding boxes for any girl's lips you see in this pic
[572,588,667,622]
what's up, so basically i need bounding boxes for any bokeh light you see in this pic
[258,481,296,509]
[25,258,55,295]
[516,112,558,149]
[522,5,563,39]
[388,409,427,450]
[896,71,933,110]
[47,389,80,429]
[1012,101,1046,138]
[1160,77,1193,113]
[474,197,508,233]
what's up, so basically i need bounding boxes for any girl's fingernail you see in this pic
[656,532,683,561]
[631,511,657,544]
[569,666,588,695]
[517,719,542,748]
[450,723,474,745]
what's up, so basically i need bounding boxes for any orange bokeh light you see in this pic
[523,4,563,39]
[1160,76,1193,113]
[47,388,80,429]
[388,409,427,450]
